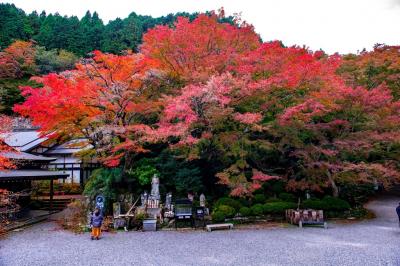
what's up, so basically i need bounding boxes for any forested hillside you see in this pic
[0,3,233,55]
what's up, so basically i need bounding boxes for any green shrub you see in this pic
[216,205,236,218]
[265,197,281,203]
[263,202,297,214]
[302,199,325,210]
[214,197,242,211]
[339,183,375,205]
[237,198,251,207]
[212,211,226,222]
[322,196,350,211]
[253,194,266,204]
[278,193,296,202]
[250,204,264,216]
[239,206,251,217]
[303,197,350,211]
[347,207,375,219]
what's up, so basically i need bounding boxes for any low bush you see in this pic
[212,211,226,222]
[253,194,266,204]
[265,197,281,203]
[239,206,251,217]
[339,183,375,206]
[237,198,251,207]
[278,193,296,202]
[263,202,297,214]
[214,197,242,211]
[346,207,375,219]
[57,199,89,233]
[322,196,351,211]
[302,199,325,210]
[216,205,236,218]
[250,204,264,216]
[303,197,350,211]
[61,183,82,194]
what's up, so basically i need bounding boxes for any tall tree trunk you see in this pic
[327,171,339,197]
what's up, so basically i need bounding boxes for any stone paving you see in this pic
[0,196,399,266]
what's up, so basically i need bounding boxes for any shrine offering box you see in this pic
[143,219,157,231]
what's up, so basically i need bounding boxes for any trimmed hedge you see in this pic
[303,196,350,211]
[250,204,264,216]
[237,198,251,207]
[263,201,297,214]
[253,194,266,204]
[212,211,226,222]
[239,206,251,216]
[214,197,242,211]
[322,196,351,211]
[265,197,282,203]
[217,205,236,218]
[278,193,296,202]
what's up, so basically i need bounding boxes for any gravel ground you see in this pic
[1,196,400,266]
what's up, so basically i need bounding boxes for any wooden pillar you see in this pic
[49,179,54,212]
[71,163,74,184]
[80,163,84,188]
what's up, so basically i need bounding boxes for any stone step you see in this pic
[35,199,72,211]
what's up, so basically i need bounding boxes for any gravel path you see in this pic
[1,196,400,266]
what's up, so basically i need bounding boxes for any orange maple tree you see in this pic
[0,40,36,78]
[15,51,160,166]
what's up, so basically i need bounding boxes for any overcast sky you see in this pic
[3,0,400,54]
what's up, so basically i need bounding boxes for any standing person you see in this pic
[90,208,103,240]
[396,203,400,227]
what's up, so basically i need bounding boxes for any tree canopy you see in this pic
[7,10,400,198]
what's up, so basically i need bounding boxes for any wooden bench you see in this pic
[206,223,234,232]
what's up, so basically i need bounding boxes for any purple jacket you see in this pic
[90,212,103,227]
[396,206,400,217]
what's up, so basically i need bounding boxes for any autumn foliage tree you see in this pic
[15,51,161,167]
[0,40,36,78]
[339,44,400,99]
[141,10,260,83]
[14,11,400,198]
[277,84,400,196]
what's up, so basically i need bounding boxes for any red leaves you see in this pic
[236,42,342,91]
[0,40,36,78]
[14,51,161,164]
[14,73,99,136]
[233,112,262,125]
[141,12,260,82]
[0,116,15,170]
[278,99,329,126]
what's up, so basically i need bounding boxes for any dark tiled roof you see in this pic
[0,170,69,181]
[1,151,56,161]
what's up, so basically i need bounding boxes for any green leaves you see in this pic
[127,158,159,185]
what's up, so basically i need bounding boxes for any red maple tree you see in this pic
[141,11,260,83]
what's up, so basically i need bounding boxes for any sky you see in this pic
[2,0,400,54]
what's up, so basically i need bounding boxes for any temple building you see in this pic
[0,149,69,212]
[2,126,98,186]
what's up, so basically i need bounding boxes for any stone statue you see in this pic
[141,191,148,207]
[165,192,172,210]
[200,193,206,207]
[151,174,160,200]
